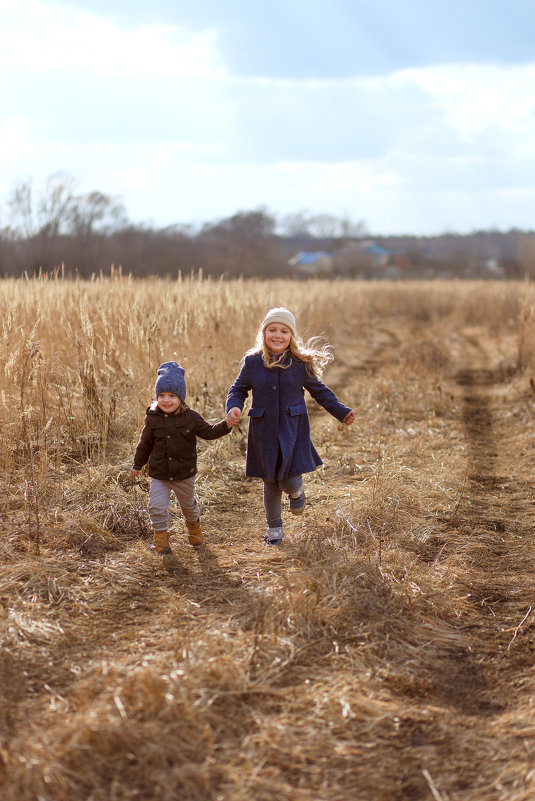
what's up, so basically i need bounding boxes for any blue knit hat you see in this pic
[154,361,186,400]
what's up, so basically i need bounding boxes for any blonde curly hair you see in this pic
[246,325,334,377]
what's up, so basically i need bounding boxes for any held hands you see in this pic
[226,407,242,427]
[226,405,352,426]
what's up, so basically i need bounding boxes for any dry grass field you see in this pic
[2,275,535,800]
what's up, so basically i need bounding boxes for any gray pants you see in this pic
[263,475,303,528]
[148,476,200,531]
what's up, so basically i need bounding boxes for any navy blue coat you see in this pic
[226,352,351,482]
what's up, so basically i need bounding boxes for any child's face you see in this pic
[264,323,292,354]
[157,392,180,413]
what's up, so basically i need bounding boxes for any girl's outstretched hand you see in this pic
[227,407,242,427]
[343,410,355,426]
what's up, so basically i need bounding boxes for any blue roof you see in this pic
[364,245,391,255]
[290,251,331,264]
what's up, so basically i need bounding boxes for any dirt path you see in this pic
[301,323,535,798]
[405,328,535,798]
[449,335,535,683]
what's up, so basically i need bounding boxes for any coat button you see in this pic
[273,385,277,390]
[168,457,172,461]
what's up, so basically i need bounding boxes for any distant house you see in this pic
[289,242,413,279]
[331,240,403,278]
[288,251,334,277]
[362,244,391,266]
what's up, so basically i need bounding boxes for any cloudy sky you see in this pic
[1,0,534,235]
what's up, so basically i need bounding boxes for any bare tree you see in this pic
[8,180,35,239]
[197,209,283,276]
[37,173,77,238]
[68,191,127,241]
[8,173,77,270]
[6,174,129,274]
[279,211,314,239]
[279,210,368,241]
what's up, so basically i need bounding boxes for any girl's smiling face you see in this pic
[264,323,292,354]
[157,392,180,413]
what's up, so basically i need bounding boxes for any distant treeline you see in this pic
[0,173,532,278]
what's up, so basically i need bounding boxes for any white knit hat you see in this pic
[261,307,297,337]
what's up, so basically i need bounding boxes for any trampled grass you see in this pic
[2,275,535,800]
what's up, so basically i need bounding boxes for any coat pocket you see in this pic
[288,402,307,416]
[248,407,265,418]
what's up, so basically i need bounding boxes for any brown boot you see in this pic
[151,530,171,554]
[186,518,203,546]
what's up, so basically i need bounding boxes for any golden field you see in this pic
[2,275,535,800]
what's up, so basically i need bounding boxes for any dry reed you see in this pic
[1,276,535,800]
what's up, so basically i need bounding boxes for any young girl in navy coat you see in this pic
[226,307,354,545]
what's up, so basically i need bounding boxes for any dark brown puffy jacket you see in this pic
[132,406,230,481]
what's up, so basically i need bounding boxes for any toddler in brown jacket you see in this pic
[130,361,237,553]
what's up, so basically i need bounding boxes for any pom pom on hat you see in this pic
[261,307,297,337]
[154,361,186,400]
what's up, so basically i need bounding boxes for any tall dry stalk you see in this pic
[6,327,45,553]
[516,285,535,371]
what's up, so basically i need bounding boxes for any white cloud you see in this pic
[199,61,535,166]
[397,63,535,151]
[0,0,224,78]
[0,115,31,148]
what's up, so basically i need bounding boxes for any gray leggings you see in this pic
[263,475,303,528]
[148,476,200,531]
